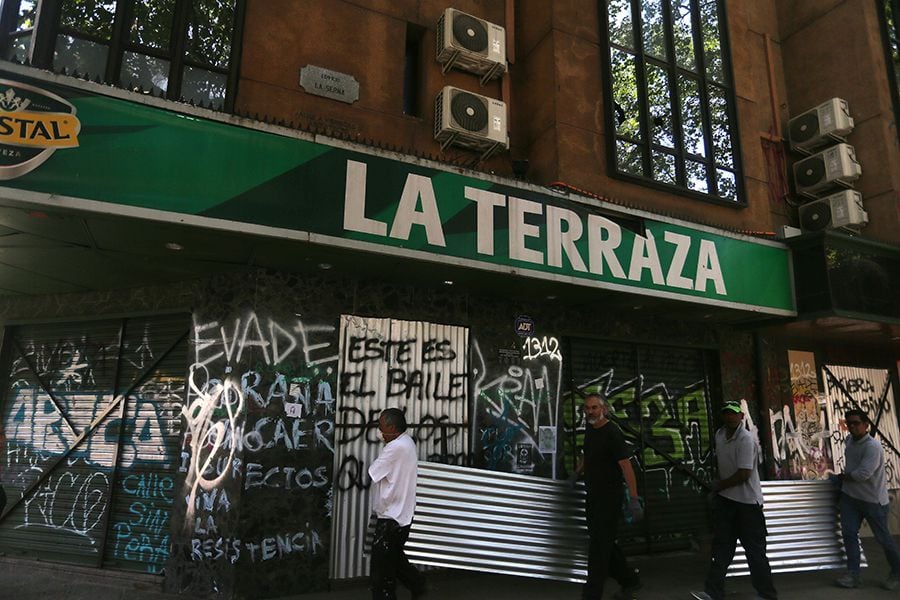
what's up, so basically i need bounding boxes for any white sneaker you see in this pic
[689,592,713,600]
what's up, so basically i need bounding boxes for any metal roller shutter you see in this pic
[0,314,189,574]
[566,338,716,553]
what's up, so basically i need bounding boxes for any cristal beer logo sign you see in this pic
[0,78,80,180]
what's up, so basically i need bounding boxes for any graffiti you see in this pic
[339,335,465,402]
[331,315,469,580]
[190,525,323,563]
[18,468,109,538]
[244,463,329,490]
[472,338,562,477]
[768,351,834,480]
[565,361,715,503]
[769,404,831,480]
[10,337,115,391]
[823,365,899,489]
[173,306,339,600]
[192,313,338,369]
[111,471,174,573]
[479,399,524,470]
[0,318,187,576]
[521,336,562,362]
[181,364,245,528]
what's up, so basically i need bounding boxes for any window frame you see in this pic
[599,0,747,207]
[0,0,245,113]
[878,0,900,147]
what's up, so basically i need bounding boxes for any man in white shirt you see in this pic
[368,407,427,599]
[691,401,777,600]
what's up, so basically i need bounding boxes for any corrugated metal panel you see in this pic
[728,480,865,576]
[822,365,900,489]
[408,462,587,582]
[0,315,188,574]
[330,316,469,580]
[408,465,861,583]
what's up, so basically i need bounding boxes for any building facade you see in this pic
[0,1,895,598]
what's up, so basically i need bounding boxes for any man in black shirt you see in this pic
[573,393,643,599]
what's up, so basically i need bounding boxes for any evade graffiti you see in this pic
[182,311,338,573]
[472,336,562,478]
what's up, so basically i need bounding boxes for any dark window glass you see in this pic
[882,0,900,145]
[403,23,424,117]
[0,0,36,62]
[1,0,242,112]
[604,0,743,204]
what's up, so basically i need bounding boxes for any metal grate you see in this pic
[408,464,862,582]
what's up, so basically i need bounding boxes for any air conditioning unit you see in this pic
[437,8,507,82]
[798,190,868,232]
[434,86,508,157]
[788,98,854,152]
[792,143,861,198]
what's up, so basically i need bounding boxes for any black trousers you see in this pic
[370,518,427,600]
[583,491,639,600]
[704,495,777,600]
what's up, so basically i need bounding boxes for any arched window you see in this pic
[602,0,744,204]
[0,0,245,112]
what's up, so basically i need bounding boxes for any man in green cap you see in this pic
[691,401,777,600]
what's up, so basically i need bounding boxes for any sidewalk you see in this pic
[1,537,897,599]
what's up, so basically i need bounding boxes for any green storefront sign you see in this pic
[0,67,795,315]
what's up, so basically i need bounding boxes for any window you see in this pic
[881,0,900,145]
[602,0,743,204]
[0,0,244,112]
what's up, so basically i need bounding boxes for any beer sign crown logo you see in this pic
[0,78,81,180]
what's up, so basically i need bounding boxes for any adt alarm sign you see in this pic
[515,315,535,337]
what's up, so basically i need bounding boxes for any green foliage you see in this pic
[60,0,116,39]
[606,0,738,202]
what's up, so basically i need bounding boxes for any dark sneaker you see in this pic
[881,573,899,591]
[834,573,861,588]
[612,581,642,599]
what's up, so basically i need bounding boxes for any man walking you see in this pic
[368,408,428,599]
[833,409,900,591]
[691,401,777,600]
[573,393,643,599]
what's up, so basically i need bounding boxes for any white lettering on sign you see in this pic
[342,159,727,296]
[465,187,505,256]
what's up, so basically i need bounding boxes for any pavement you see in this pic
[1,536,898,599]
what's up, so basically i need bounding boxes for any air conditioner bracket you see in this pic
[441,51,461,75]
